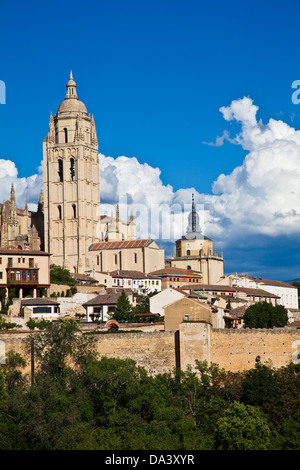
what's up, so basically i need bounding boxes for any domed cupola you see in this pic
[57,71,88,115]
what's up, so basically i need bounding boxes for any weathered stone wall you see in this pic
[0,329,177,377]
[0,325,299,377]
[0,332,30,368]
[179,323,210,371]
[93,330,177,375]
[210,327,300,372]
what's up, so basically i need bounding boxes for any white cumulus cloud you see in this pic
[209,97,300,241]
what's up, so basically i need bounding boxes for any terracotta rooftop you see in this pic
[252,277,297,289]
[234,274,297,289]
[71,273,98,283]
[182,284,280,298]
[225,305,246,318]
[89,239,155,250]
[106,287,134,295]
[181,284,237,292]
[83,293,121,306]
[109,270,160,280]
[236,287,280,298]
[149,267,202,277]
[21,298,59,306]
[0,246,50,256]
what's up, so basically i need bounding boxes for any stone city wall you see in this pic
[210,326,300,372]
[0,324,299,377]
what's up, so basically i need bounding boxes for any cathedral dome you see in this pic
[56,71,88,115]
[57,98,87,114]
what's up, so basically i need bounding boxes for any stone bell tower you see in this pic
[43,72,100,273]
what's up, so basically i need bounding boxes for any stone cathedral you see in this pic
[43,71,101,273]
[0,72,165,274]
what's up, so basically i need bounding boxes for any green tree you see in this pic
[50,264,76,286]
[30,320,97,381]
[243,301,288,329]
[264,362,300,425]
[112,290,135,322]
[214,402,272,450]
[270,304,289,328]
[276,411,300,450]
[0,315,19,331]
[1,350,27,394]
[0,288,7,314]
[241,363,278,407]
[0,371,13,449]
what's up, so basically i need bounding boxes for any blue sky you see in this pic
[1,0,300,280]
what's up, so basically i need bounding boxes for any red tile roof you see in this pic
[0,246,50,256]
[149,267,202,277]
[182,284,280,298]
[82,293,121,306]
[110,270,160,279]
[89,239,154,250]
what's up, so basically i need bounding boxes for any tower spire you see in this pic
[191,193,197,232]
[65,70,78,99]
[10,183,15,203]
[38,189,44,213]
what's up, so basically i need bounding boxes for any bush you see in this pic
[243,301,288,328]
[50,265,76,286]
[214,402,272,450]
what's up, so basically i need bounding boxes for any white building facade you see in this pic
[218,274,298,309]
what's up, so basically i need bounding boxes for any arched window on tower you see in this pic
[58,159,63,182]
[64,128,68,143]
[187,250,191,256]
[58,205,62,220]
[70,158,75,181]
[72,204,76,219]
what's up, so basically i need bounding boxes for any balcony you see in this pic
[6,268,39,285]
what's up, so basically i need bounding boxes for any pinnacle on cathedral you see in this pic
[56,71,88,115]
[185,193,203,239]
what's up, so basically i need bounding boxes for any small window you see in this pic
[115,254,118,264]
[134,253,137,263]
[70,158,75,181]
[185,315,189,321]
[72,204,76,219]
[58,205,62,220]
[64,128,68,143]
[58,159,63,182]
[0,272,2,279]
[187,250,190,256]
[16,271,20,281]
[29,258,34,267]
[8,258,12,267]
